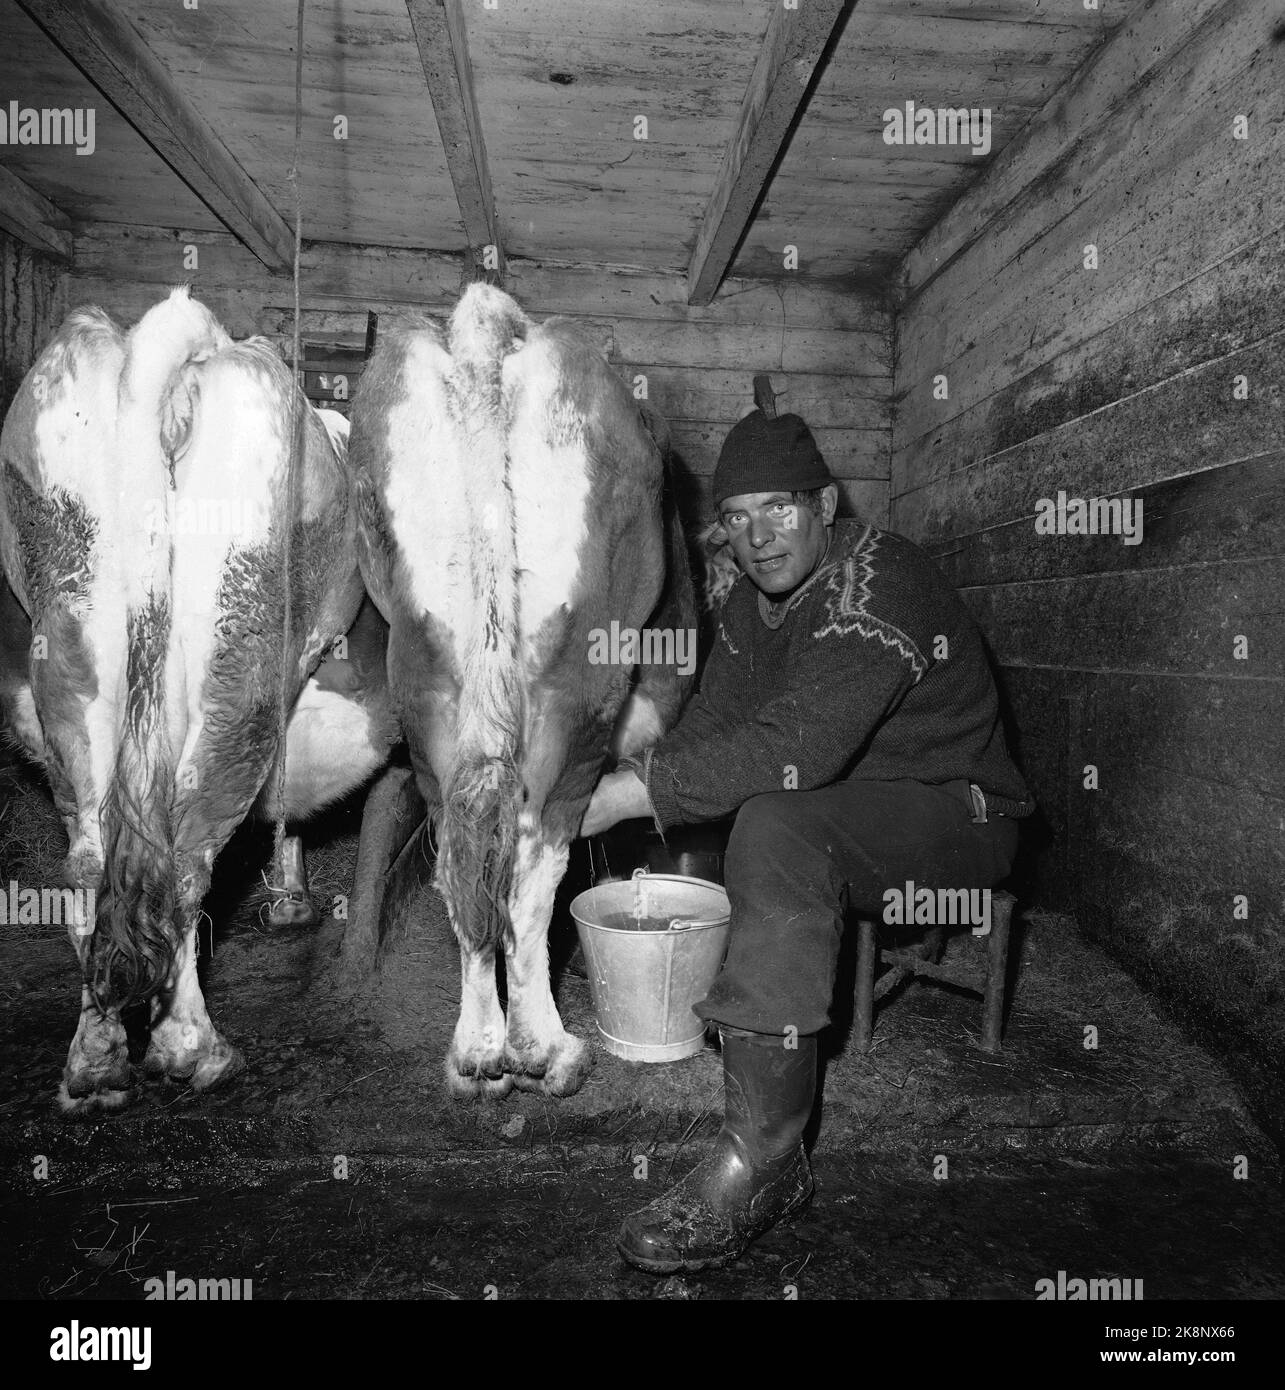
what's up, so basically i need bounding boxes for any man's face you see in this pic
[716,487,837,598]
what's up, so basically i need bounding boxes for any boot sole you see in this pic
[618,1182,815,1276]
[618,1247,738,1275]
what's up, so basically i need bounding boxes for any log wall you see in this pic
[63,227,893,528]
[0,231,67,417]
[890,0,1284,1141]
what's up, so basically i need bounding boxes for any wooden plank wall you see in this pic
[891,0,1284,1141]
[0,230,67,417]
[63,227,893,529]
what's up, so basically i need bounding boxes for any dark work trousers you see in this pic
[694,778,1020,1037]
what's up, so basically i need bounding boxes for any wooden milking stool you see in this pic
[853,889,1017,1054]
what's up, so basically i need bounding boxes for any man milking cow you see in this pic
[581,409,1033,1274]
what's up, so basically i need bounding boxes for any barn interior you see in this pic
[1,0,1282,1302]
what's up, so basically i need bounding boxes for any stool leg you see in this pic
[855,917,877,1053]
[981,899,1012,1053]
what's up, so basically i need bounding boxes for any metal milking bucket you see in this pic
[570,869,731,1062]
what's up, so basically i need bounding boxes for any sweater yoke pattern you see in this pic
[812,527,929,680]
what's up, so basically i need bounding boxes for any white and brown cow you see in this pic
[349,283,695,1098]
[0,288,395,1113]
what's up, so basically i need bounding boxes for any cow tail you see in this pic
[92,594,177,1010]
[91,288,228,1010]
[434,286,527,953]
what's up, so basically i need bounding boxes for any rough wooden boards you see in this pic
[895,0,1281,409]
[68,225,891,332]
[261,306,888,377]
[67,270,894,515]
[951,459,1285,864]
[928,452,1285,591]
[900,0,1232,298]
[1069,765,1282,1003]
[0,2,220,234]
[124,0,462,253]
[894,223,1285,502]
[740,0,1146,282]
[1069,755,1283,999]
[468,0,763,269]
[997,661,1284,989]
[900,150,1281,476]
[0,231,66,413]
[66,226,894,496]
[406,0,504,277]
[891,0,1282,516]
[686,0,849,305]
[898,103,1281,437]
[895,332,1283,544]
[967,558,1280,677]
[17,0,295,272]
[627,366,888,432]
[1077,671,1281,809]
[0,163,71,262]
[884,0,1284,1113]
[3,0,1147,283]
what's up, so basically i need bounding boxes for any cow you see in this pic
[348,282,696,1099]
[0,287,396,1114]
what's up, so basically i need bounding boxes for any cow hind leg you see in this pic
[503,830,593,1097]
[258,675,397,927]
[1,679,44,764]
[143,917,243,1091]
[0,576,44,763]
[446,941,512,1099]
[264,834,317,927]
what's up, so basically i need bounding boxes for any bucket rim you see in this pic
[574,916,728,936]
[577,870,727,895]
[571,872,730,935]
[628,870,726,893]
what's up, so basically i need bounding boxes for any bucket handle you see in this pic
[632,869,726,932]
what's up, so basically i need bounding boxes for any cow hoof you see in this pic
[445,1059,514,1100]
[507,1033,594,1097]
[141,1047,182,1079]
[143,1035,244,1092]
[56,1081,135,1117]
[266,895,318,928]
[190,1043,245,1092]
[447,1026,509,1094]
[62,1048,132,1101]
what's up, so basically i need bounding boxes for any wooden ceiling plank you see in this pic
[686,0,851,306]
[898,0,1228,302]
[16,0,294,272]
[406,0,505,279]
[0,162,73,262]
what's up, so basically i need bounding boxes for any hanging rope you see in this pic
[271,0,308,876]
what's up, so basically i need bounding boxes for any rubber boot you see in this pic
[616,1027,816,1273]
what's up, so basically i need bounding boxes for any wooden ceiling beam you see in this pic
[0,163,72,262]
[407,0,505,281]
[687,0,851,306]
[16,0,294,273]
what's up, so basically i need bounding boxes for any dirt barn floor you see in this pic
[2,749,1283,1302]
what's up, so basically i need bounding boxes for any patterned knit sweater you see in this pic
[636,520,1033,830]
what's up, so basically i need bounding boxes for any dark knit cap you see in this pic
[712,410,833,504]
